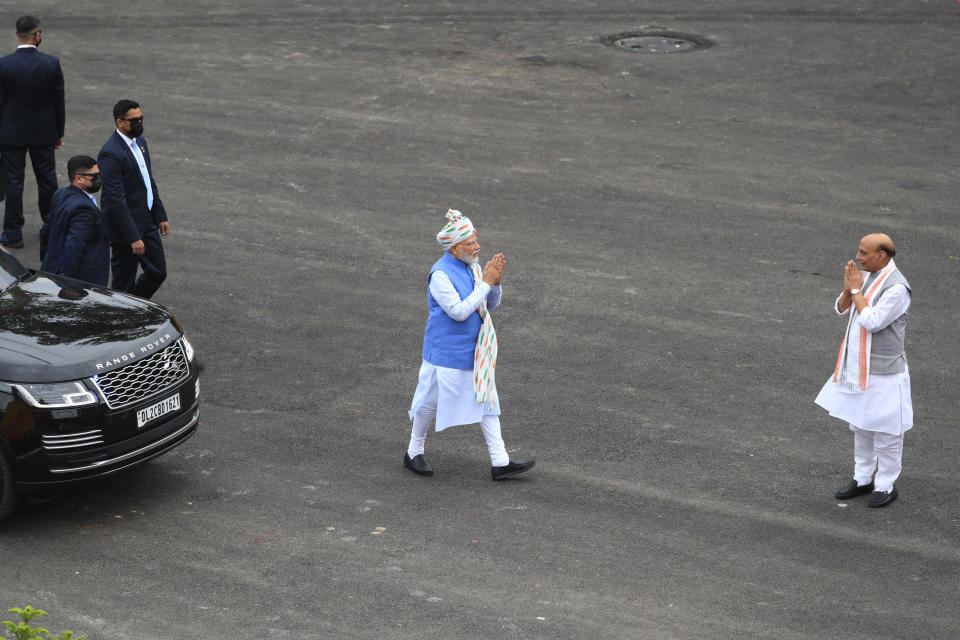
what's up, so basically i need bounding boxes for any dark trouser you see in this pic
[110,229,167,298]
[1,145,58,243]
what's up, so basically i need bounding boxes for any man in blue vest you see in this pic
[39,155,108,286]
[815,233,912,508]
[405,209,535,480]
[0,15,65,249]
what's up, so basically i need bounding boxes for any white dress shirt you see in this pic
[116,129,153,210]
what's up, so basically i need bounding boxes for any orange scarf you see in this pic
[831,263,895,391]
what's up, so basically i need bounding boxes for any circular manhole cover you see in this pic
[605,31,713,54]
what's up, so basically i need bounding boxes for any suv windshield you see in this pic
[0,249,29,292]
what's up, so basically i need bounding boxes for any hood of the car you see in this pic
[0,270,181,383]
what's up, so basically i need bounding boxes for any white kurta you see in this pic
[815,283,913,435]
[409,270,502,431]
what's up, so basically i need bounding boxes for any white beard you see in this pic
[452,249,479,264]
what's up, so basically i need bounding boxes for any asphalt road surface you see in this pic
[2,2,959,638]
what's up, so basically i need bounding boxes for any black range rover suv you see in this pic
[0,248,200,521]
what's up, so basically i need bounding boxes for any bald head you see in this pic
[863,233,895,256]
[856,233,896,273]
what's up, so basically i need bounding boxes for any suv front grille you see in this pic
[91,342,189,409]
[42,429,104,452]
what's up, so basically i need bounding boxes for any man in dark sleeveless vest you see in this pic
[404,209,535,480]
[815,233,912,508]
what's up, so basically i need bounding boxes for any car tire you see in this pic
[0,444,19,522]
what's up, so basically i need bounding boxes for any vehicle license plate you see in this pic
[137,393,180,428]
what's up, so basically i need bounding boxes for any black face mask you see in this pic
[128,121,143,138]
[87,175,102,193]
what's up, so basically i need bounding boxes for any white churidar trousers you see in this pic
[851,426,904,493]
[408,411,509,467]
[407,361,508,466]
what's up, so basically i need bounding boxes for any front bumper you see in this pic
[11,368,201,493]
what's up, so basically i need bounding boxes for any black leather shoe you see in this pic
[0,237,23,248]
[491,458,535,480]
[403,453,434,477]
[835,479,874,500]
[868,487,898,508]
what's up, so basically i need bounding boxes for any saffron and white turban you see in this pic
[436,209,476,248]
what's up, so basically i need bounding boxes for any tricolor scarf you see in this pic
[469,261,498,410]
[831,260,896,391]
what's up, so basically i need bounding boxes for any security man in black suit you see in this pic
[0,16,65,249]
[98,99,169,298]
[40,155,109,286]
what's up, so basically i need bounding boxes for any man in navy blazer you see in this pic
[0,16,64,249]
[39,155,108,286]
[98,99,170,298]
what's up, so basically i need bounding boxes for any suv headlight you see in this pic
[181,335,195,362]
[14,381,99,408]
